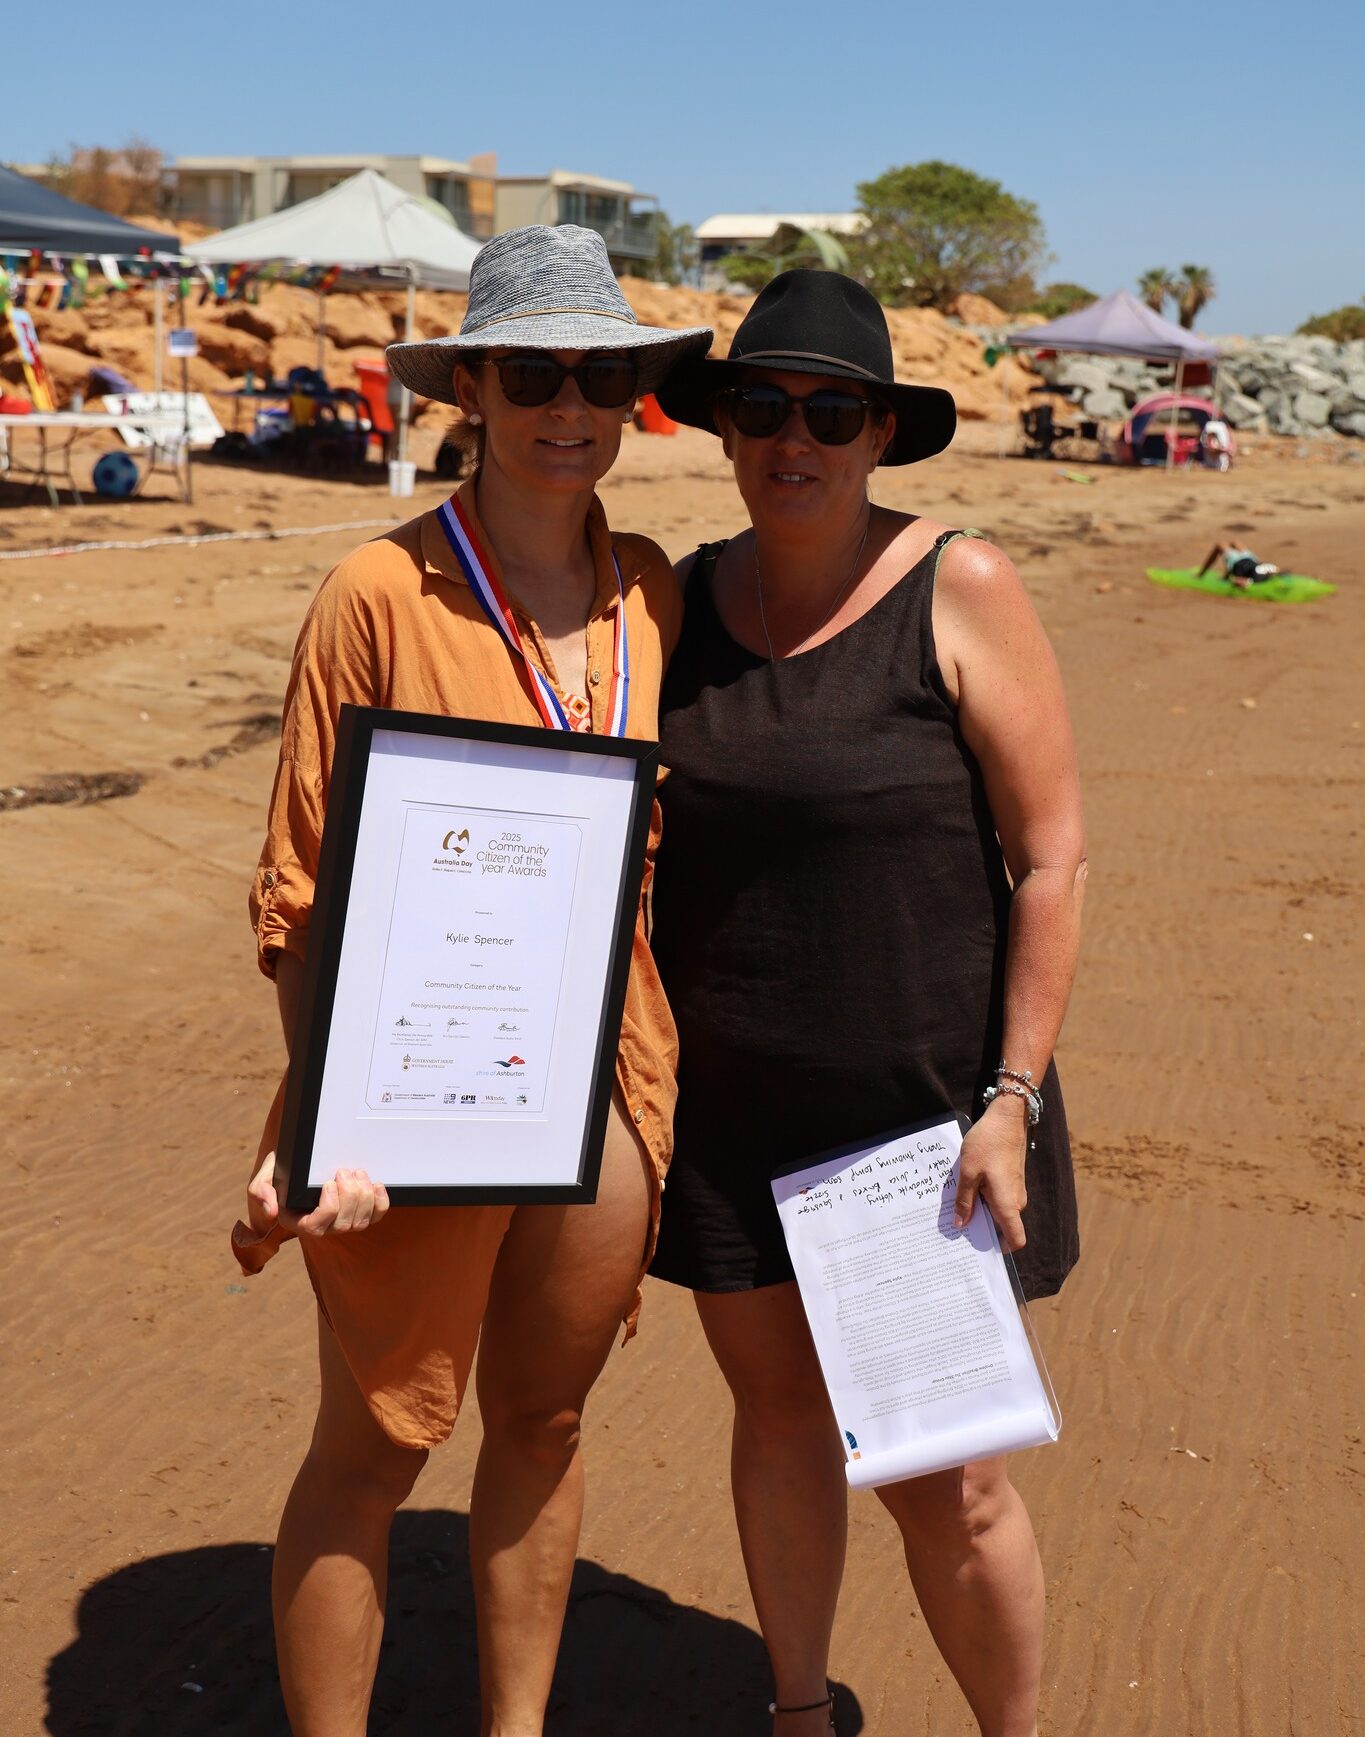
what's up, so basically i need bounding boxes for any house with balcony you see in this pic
[494,171,658,273]
[168,153,497,238]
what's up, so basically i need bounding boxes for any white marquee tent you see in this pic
[186,169,482,464]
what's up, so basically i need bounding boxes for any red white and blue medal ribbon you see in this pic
[437,493,630,735]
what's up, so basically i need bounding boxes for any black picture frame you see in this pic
[273,704,658,1212]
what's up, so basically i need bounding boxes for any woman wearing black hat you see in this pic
[649,271,1086,1737]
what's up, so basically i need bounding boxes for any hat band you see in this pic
[732,348,882,382]
[462,305,638,335]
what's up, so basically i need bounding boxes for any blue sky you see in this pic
[6,0,1361,335]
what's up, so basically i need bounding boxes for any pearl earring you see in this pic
[468,411,483,426]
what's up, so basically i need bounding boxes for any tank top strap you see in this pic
[932,526,987,566]
[888,527,987,714]
[687,539,728,598]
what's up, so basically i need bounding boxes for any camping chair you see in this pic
[1020,402,1075,459]
[353,359,396,461]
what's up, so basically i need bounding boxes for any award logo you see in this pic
[435,824,475,874]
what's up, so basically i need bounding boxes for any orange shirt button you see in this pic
[590,667,602,685]
[262,870,277,889]
[633,1107,645,1124]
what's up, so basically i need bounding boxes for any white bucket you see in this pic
[388,459,416,498]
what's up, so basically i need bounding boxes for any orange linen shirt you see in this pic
[237,481,681,1323]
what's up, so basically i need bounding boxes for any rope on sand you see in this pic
[0,517,403,563]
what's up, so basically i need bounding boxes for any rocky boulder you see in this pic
[1081,386,1128,420]
[1293,390,1332,428]
[1055,359,1114,395]
[1021,329,1365,440]
[28,309,101,355]
[323,296,398,349]
[1221,390,1267,429]
[187,318,271,377]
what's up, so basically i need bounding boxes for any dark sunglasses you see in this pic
[489,352,641,410]
[724,382,884,446]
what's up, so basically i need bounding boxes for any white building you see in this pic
[168,157,660,270]
[169,153,498,238]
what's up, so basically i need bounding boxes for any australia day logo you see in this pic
[436,825,474,873]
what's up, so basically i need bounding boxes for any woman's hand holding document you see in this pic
[771,1116,1060,1489]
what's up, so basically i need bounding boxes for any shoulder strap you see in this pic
[687,539,728,594]
[931,526,986,578]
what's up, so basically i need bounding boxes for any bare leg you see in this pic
[470,1100,652,1737]
[272,1315,428,1736]
[876,1458,1044,1737]
[1195,541,1226,578]
[696,1284,847,1737]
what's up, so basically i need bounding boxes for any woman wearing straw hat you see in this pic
[229,225,709,1735]
[649,270,1085,1737]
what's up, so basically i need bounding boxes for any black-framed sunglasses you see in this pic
[489,352,641,410]
[724,382,884,446]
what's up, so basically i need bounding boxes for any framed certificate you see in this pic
[273,705,658,1210]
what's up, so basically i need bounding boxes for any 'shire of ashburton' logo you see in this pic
[495,1054,526,1069]
[442,827,471,854]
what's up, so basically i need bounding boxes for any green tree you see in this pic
[1029,281,1098,320]
[1297,298,1365,342]
[1175,264,1216,330]
[648,212,698,287]
[1138,268,1175,314]
[849,160,1047,311]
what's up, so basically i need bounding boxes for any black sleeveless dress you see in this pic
[650,533,1079,1303]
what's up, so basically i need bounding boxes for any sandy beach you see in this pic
[1,423,1361,1735]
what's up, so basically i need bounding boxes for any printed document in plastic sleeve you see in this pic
[772,1116,1060,1489]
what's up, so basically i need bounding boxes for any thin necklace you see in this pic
[755,511,871,662]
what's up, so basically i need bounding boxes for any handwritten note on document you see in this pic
[771,1116,1060,1490]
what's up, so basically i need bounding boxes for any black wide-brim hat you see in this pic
[657,269,956,466]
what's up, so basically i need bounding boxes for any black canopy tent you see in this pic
[0,165,194,499]
[0,163,178,254]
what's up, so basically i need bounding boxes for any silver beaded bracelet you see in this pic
[983,1080,1043,1124]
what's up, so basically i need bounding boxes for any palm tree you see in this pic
[717,226,852,292]
[1138,268,1175,315]
[1176,265,1216,330]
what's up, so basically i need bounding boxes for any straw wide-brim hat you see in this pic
[386,224,713,405]
[656,268,956,465]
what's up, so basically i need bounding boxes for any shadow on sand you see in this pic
[46,1508,864,1735]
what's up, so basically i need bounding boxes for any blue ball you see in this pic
[92,450,140,498]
